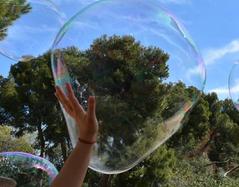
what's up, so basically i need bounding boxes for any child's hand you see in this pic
[55,83,98,143]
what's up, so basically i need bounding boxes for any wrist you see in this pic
[76,140,94,152]
[79,132,97,143]
[78,137,96,145]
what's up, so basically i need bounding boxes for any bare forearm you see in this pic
[51,142,93,187]
[54,85,98,187]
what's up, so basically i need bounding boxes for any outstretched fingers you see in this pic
[87,96,96,120]
[56,84,96,124]
[66,83,85,117]
[55,86,73,115]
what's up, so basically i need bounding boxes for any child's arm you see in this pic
[51,83,98,187]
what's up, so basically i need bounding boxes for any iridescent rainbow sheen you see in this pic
[51,0,206,174]
[0,152,58,184]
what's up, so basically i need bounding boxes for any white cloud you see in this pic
[209,81,239,99]
[208,86,230,99]
[209,87,228,95]
[186,64,205,78]
[203,39,239,65]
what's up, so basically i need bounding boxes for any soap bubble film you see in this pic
[51,0,206,174]
[229,61,239,111]
[0,0,63,62]
[0,152,58,186]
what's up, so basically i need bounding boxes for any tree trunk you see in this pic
[37,123,45,157]
[188,129,218,158]
[99,174,112,187]
[60,139,67,161]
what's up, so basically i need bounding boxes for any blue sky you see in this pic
[162,0,239,100]
[1,0,239,100]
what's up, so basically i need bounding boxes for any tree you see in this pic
[8,54,69,159]
[61,35,172,167]
[0,75,20,125]
[0,126,48,186]
[0,0,31,40]
[208,113,239,172]
[0,126,34,153]
[2,34,239,186]
[111,145,176,187]
[222,99,239,125]
[3,34,177,185]
[167,93,211,151]
[165,156,239,187]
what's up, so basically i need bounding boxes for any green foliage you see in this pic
[168,93,211,151]
[0,126,33,153]
[165,156,239,187]
[61,35,171,168]
[208,113,239,164]
[0,126,49,186]
[111,145,176,187]
[0,156,50,187]
[0,0,31,40]
[3,53,70,159]
[0,35,239,186]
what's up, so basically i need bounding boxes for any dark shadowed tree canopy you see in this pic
[0,35,239,186]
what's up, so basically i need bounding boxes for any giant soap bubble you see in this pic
[0,152,58,186]
[51,0,206,174]
[0,0,63,61]
[229,61,239,111]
